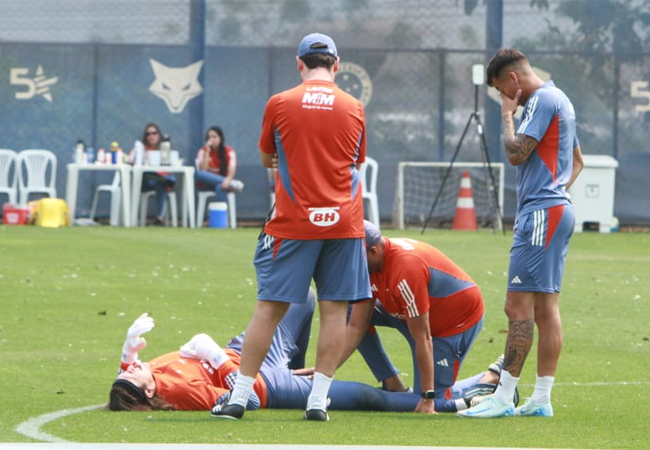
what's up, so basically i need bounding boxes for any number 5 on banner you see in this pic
[10,68,36,99]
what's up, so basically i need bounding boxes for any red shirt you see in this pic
[370,238,485,337]
[197,145,237,174]
[259,79,366,239]
[121,350,267,410]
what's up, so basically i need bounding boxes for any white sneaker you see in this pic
[457,395,515,418]
[230,180,244,192]
[515,398,554,417]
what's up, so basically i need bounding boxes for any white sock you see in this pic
[228,373,255,407]
[307,371,332,411]
[530,375,554,404]
[455,398,469,411]
[493,369,518,404]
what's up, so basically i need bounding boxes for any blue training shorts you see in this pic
[253,233,372,303]
[508,204,575,293]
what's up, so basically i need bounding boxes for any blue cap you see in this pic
[364,220,382,247]
[298,33,338,58]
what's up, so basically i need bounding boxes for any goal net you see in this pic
[394,162,505,230]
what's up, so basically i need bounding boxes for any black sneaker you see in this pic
[487,354,504,375]
[462,382,497,402]
[211,402,245,420]
[304,408,329,422]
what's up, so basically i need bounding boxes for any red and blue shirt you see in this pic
[259,79,367,239]
[369,238,485,338]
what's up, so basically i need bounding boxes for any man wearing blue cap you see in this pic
[213,32,370,422]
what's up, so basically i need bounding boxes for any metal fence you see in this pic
[1,0,648,225]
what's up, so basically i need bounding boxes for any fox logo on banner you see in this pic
[149,59,203,114]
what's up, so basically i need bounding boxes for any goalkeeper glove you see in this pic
[180,333,230,369]
[121,313,155,364]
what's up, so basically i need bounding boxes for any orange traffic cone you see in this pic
[452,171,477,230]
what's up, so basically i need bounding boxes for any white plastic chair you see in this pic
[0,149,19,205]
[89,172,122,226]
[196,190,236,229]
[139,190,178,227]
[359,156,380,226]
[267,168,276,207]
[17,149,57,204]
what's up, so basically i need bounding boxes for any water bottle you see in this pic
[134,140,145,166]
[160,135,171,166]
[86,147,95,164]
[110,141,121,164]
[75,140,85,164]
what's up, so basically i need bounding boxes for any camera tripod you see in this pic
[421,83,504,234]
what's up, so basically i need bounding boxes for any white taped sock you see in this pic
[229,373,255,407]
[307,371,333,411]
[455,398,469,411]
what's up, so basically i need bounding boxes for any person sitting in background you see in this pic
[128,123,176,226]
[108,289,507,414]
[195,126,244,208]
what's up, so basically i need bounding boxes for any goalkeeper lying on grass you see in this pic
[109,289,505,414]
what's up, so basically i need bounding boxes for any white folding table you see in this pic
[66,163,132,227]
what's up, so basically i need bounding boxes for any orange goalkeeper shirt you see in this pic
[121,349,267,410]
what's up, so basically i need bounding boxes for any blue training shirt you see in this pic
[515,80,579,216]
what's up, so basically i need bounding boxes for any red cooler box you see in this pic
[2,204,30,225]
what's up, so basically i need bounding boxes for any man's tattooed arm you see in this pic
[502,113,538,166]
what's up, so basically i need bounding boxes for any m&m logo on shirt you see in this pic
[302,86,336,110]
[309,207,340,227]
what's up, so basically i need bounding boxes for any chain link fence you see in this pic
[1,0,648,225]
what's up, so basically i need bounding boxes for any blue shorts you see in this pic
[358,302,484,398]
[253,234,371,303]
[508,204,575,293]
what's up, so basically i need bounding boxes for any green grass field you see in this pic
[1,225,648,448]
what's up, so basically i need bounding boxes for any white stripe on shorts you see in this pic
[532,209,546,246]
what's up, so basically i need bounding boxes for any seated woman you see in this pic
[195,126,244,205]
[128,123,176,226]
[108,289,507,415]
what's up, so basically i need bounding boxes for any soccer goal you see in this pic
[394,161,505,230]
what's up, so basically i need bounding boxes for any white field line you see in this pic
[15,404,104,443]
[526,380,650,387]
[14,380,649,445]
[0,446,614,450]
